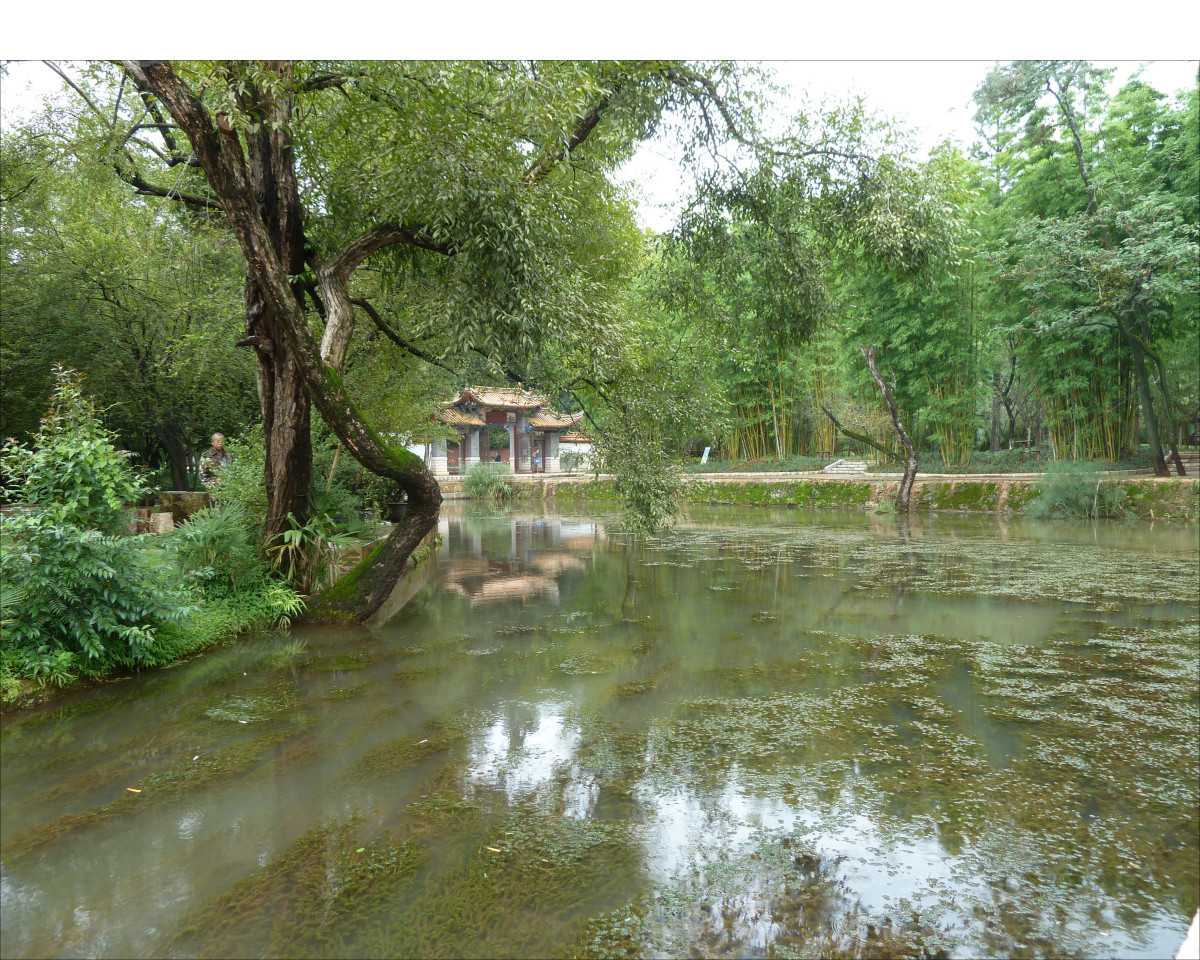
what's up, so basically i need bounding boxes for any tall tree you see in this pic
[0,110,255,486]
[102,59,762,619]
[974,61,1199,474]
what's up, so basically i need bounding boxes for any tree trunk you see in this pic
[154,421,191,490]
[990,371,1003,452]
[861,345,919,510]
[1124,323,1169,477]
[248,278,313,542]
[125,60,442,622]
[238,81,315,545]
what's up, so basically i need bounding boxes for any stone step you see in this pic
[823,459,869,474]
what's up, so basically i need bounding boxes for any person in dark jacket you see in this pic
[199,433,232,488]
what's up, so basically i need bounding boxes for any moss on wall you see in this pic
[464,475,1199,521]
[915,481,1002,512]
[683,480,872,508]
[1118,479,1200,520]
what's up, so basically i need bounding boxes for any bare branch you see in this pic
[819,405,903,462]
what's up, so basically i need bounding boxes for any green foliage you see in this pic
[592,428,682,535]
[0,374,302,702]
[164,504,272,599]
[0,366,147,532]
[974,62,1199,463]
[269,492,370,595]
[0,511,193,674]
[0,113,255,476]
[211,427,268,541]
[1028,461,1130,520]
[463,462,514,504]
[0,365,194,677]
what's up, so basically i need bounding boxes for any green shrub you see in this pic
[268,490,371,594]
[0,511,193,674]
[1028,460,1130,520]
[0,367,196,679]
[211,426,268,541]
[164,503,272,598]
[464,462,514,503]
[0,365,146,533]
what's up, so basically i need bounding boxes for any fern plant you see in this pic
[0,512,193,672]
[164,503,269,597]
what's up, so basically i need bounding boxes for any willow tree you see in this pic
[661,102,972,506]
[99,60,759,619]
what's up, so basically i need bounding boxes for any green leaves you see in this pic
[1,366,147,533]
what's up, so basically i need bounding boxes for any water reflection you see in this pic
[2,506,1196,959]
[438,515,599,607]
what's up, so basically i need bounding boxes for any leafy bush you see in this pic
[269,490,370,594]
[164,503,272,598]
[1028,460,1130,520]
[0,366,195,681]
[464,462,514,503]
[0,376,306,705]
[0,365,146,533]
[0,511,193,674]
[211,425,268,541]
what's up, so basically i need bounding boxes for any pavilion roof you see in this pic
[561,429,592,443]
[450,385,546,411]
[528,409,584,430]
[435,407,486,427]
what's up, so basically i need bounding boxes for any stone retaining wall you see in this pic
[436,473,1200,521]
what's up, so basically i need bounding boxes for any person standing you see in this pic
[199,433,233,488]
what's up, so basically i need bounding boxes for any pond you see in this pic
[1,505,1197,959]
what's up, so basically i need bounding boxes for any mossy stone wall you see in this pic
[519,475,1200,521]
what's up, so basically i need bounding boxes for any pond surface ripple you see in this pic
[2,506,1197,959]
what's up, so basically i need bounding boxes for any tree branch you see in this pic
[316,224,453,369]
[350,297,459,376]
[819,405,903,462]
[524,81,623,185]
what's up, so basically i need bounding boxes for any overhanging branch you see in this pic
[350,297,459,376]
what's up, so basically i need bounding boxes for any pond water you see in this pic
[2,505,1197,959]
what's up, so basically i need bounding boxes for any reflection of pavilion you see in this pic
[444,574,560,607]
[438,513,597,608]
[421,386,586,475]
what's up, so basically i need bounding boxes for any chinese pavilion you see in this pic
[427,386,585,475]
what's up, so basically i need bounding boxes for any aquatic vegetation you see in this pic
[166,821,426,959]
[2,509,1195,959]
[611,660,679,699]
[383,808,643,958]
[339,725,463,784]
[4,728,297,860]
[559,653,615,676]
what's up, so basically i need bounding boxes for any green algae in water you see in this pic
[1,507,1196,960]
[380,808,644,959]
[167,820,426,959]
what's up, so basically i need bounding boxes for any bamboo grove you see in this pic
[646,62,1198,471]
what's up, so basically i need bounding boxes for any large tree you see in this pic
[0,113,255,486]
[100,59,763,620]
